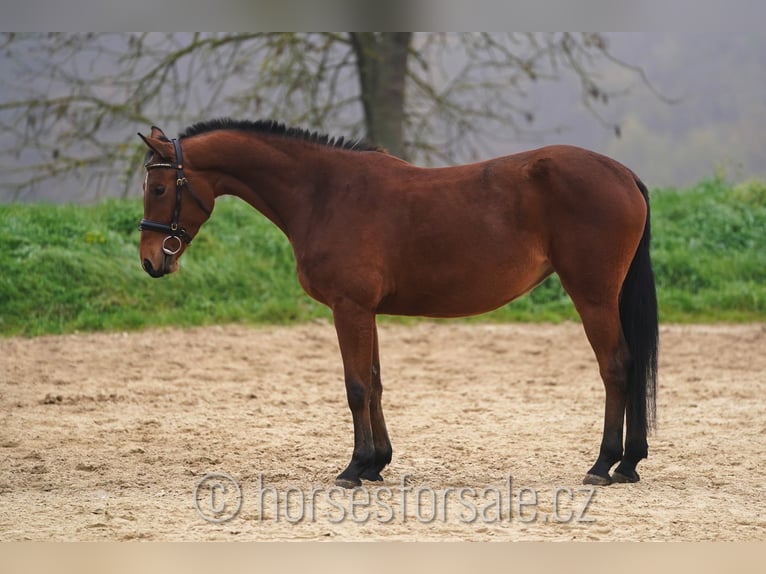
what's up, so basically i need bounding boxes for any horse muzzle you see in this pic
[142,254,179,278]
[142,257,166,278]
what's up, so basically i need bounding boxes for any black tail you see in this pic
[619,178,659,434]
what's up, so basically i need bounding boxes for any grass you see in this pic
[1,177,765,336]
[649,178,766,322]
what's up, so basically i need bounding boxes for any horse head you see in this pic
[137,126,213,278]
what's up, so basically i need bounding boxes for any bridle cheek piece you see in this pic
[139,138,211,255]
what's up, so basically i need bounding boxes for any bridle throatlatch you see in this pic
[139,138,211,255]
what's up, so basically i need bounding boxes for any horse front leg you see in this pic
[359,323,393,482]
[332,301,377,488]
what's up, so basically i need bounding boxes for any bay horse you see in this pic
[137,118,658,488]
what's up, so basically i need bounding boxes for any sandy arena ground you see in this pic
[1,322,764,541]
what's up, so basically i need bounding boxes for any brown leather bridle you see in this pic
[139,138,211,255]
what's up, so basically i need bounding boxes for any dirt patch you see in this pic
[1,322,764,540]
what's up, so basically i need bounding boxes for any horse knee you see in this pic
[345,377,369,410]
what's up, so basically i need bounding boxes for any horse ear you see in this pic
[150,126,169,141]
[137,132,164,156]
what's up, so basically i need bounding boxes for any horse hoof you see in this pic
[611,470,640,483]
[334,477,362,489]
[583,473,613,486]
[360,473,384,482]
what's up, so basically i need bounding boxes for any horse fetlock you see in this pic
[378,445,393,467]
[352,447,377,469]
[336,450,376,488]
[623,439,648,463]
[358,446,392,482]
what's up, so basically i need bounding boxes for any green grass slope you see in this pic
[1,178,764,336]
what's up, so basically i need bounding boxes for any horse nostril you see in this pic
[143,258,166,278]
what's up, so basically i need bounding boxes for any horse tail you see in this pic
[619,177,659,434]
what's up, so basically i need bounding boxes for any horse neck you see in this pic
[185,132,326,239]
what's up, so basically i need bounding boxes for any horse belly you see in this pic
[378,255,552,318]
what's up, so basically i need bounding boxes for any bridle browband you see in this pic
[139,138,211,255]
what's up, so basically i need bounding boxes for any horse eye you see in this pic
[152,185,166,197]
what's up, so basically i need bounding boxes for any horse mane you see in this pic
[179,118,384,153]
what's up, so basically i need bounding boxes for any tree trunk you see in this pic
[350,33,411,159]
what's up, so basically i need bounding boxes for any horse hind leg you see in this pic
[611,374,649,482]
[611,397,647,483]
[570,298,630,486]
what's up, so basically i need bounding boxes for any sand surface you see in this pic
[1,322,764,540]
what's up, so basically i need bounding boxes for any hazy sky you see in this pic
[511,31,766,188]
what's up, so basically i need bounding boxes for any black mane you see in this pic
[179,118,383,153]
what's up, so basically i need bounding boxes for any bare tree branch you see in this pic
[0,32,664,201]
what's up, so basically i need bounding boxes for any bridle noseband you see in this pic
[139,138,211,256]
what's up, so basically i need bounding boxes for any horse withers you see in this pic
[138,118,658,488]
